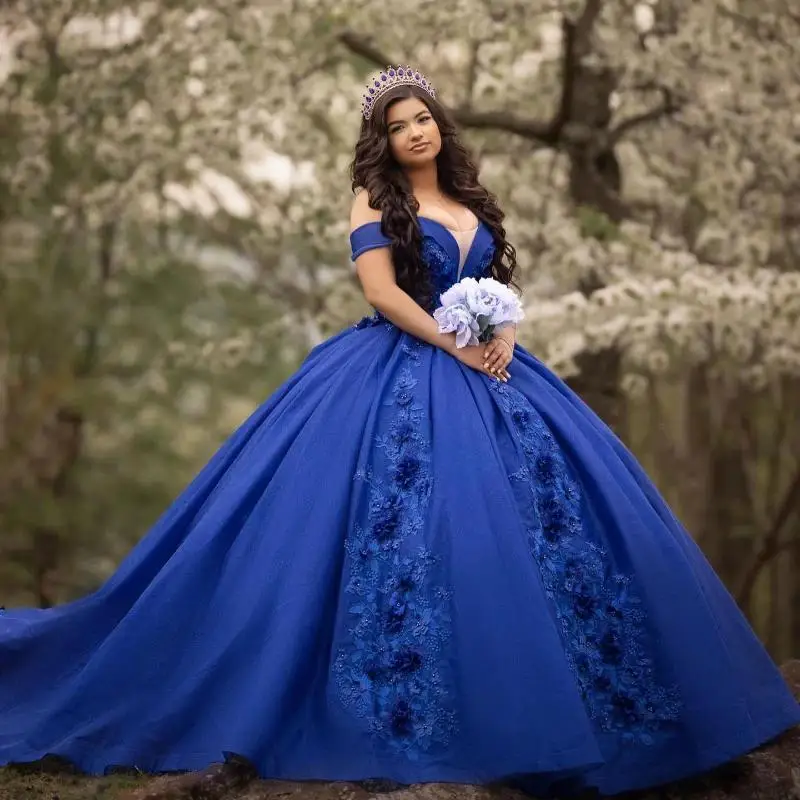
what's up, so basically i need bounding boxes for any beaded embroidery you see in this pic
[335,340,456,755]
[421,238,457,306]
[489,380,682,744]
[476,246,495,278]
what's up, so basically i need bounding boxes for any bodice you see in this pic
[350,217,496,303]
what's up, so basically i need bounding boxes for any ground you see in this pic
[1,663,798,800]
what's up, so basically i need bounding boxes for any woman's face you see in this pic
[385,96,442,169]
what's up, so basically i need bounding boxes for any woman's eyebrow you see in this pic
[388,111,428,126]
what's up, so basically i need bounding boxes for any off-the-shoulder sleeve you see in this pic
[349,221,391,261]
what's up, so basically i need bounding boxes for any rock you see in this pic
[118,754,256,800]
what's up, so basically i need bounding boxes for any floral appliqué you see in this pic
[353,310,394,330]
[335,339,456,756]
[489,380,682,745]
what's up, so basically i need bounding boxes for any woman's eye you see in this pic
[389,116,430,133]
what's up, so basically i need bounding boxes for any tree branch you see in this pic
[736,467,800,607]
[450,107,561,144]
[464,39,481,106]
[337,30,392,69]
[608,84,681,144]
[551,0,605,132]
[573,0,604,58]
[75,219,116,378]
[552,16,578,135]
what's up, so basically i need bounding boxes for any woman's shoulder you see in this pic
[350,188,383,231]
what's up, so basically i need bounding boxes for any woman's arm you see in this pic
[495,323,517,349]
[351,192,458,355]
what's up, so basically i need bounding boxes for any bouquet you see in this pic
[433,277,525,349]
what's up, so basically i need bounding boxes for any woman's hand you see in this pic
[483,334,514,381]
[452,343,509,382]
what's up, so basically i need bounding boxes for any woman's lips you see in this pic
[410,142,429,152]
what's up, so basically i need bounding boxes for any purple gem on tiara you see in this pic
[381,74,388,81]
[388,69,395,76]
[414,72,420,79]
[369,87,375,94]
[398,68,405,76]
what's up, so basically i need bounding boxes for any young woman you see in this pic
[1,65,798,798]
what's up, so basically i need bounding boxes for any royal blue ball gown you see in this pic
[1,217,798,797]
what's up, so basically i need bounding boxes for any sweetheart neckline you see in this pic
[419,217,483,280]
[349,217,490,280]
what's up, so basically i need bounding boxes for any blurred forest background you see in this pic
[0,0,798,662]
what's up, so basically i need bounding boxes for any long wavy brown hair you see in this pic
[350,83,518,312]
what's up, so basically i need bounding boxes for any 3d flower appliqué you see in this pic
[335,339,456,757]
[490,380,682,745]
